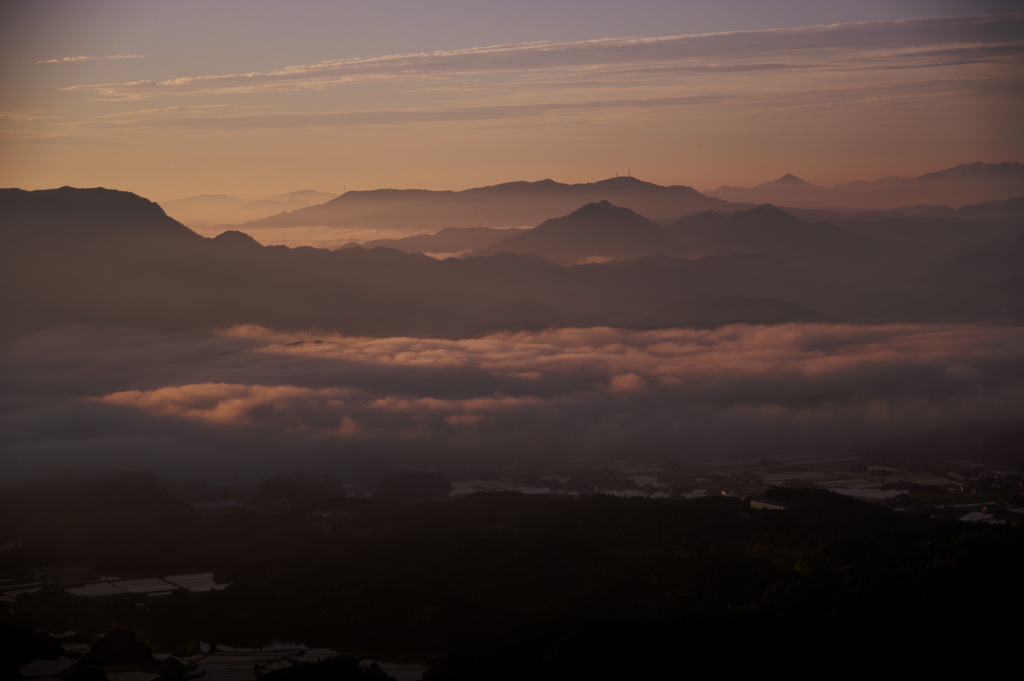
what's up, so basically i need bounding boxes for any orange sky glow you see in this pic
[1,3,1022,200]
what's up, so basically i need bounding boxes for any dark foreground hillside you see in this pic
[2,477,1021,678]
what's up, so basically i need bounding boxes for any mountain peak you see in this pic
[728,204,802,225]
[561,200,657,224]
[481,199,676,265]
[592,175,659,189]
[573,200,636,215]
[755,174,819,190]
[749,203,787,213]
[212,230,263,249]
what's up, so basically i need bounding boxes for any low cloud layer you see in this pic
[2,324,1022,478]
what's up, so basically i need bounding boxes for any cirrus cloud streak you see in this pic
[61,14,1024,99]
[37,54,143,65]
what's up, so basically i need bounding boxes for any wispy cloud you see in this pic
[37,54,143,65]
[95,104,246,119]
[0,111,53,122]
[78,77,1021,133]
[61,14,1023,99]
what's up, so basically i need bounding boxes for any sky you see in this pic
[1,1,1022,200]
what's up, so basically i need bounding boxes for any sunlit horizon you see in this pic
[3,2,1022,200]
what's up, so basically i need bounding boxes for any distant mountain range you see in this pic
[709,162,1024,210]
[166,163,1024,247]
[0,188,812,337]
[161,190,338,228]
[221,176,734,235]
[348,200,911,277]
[3,187,1023,338]
[470,201,988,280]
[786,194,1024,225]
[344,194,1024,265]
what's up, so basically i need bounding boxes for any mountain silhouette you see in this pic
[913,161,1024,182]
[162,189,337,228]
[665,204,899,278]
[481,201,683,265]
[752,174,822,190]
[931,233,1024,283]
[1,186,202,247]
[239,190,338,213]
[1,188,820,336]
[708,162,1024,210]
[224,176,734,234]
[212,229,264,250]
[914,233,1024,322]
[954,195,1024,223]
[5,187,1021,335]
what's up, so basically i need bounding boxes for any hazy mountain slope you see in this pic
[955,195,1024,223]
[643,296,829,326]
[480,201,684,265]
[227,176,735,234]
[161,190,337,228]
[906,234,1024,324]
[350,226,530,255]
[835,217,1022,262]
[709,162,1024,210]
[665,204,902,278]
[785,194,1024,224]
[239,190,338,214]
[931,233,1024,283]
[161,193,248,214]
[786,195,1024,266]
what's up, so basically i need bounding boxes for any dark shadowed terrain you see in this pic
[2,177,1024,679]
[2,474,1022,679]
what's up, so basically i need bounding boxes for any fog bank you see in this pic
[2,323,1022,478]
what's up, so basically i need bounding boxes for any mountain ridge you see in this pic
[0,187,822,337]
[480,200,683,265]
[709,162,1024,209]
[5,187,1022,336]
[222,176,735,235]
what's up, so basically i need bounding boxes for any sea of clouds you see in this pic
[2,323,1023,478]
